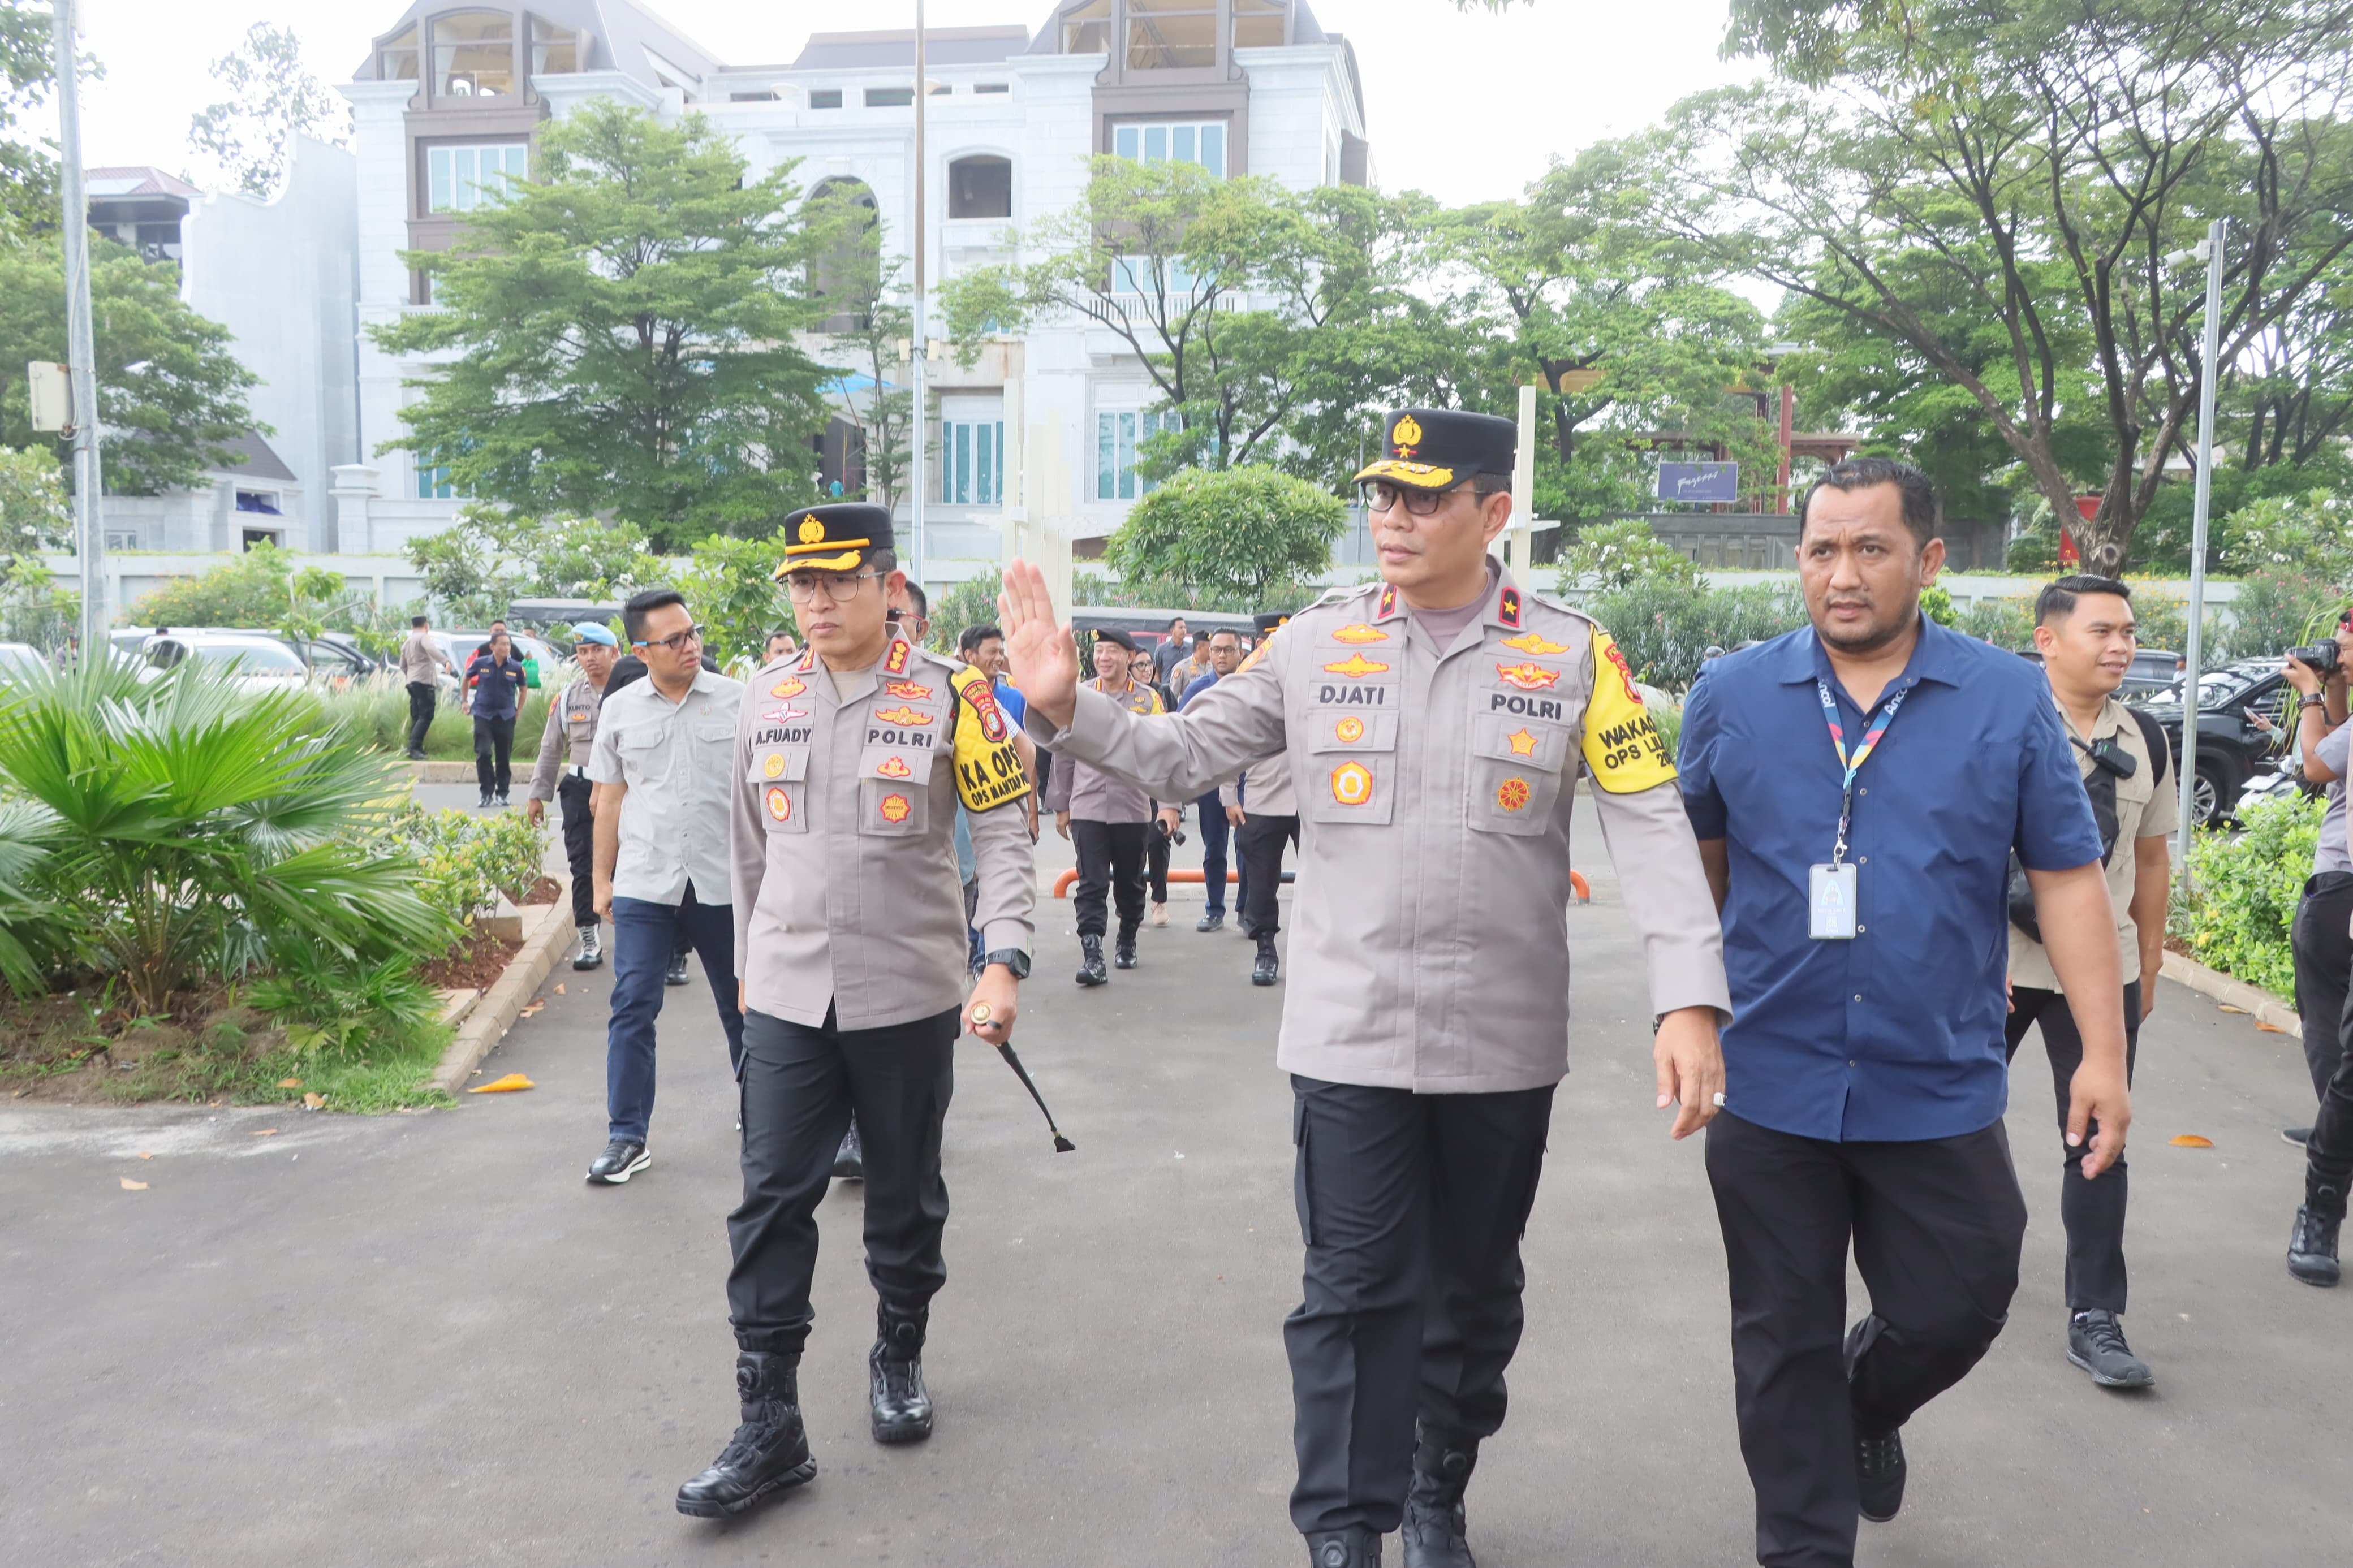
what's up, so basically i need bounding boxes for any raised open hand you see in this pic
[998,559,1082,731]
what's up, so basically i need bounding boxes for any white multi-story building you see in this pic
[113,0,1365,596]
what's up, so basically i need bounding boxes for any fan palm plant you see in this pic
[0,656,456,1015]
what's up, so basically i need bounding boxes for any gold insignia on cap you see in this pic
[797,517,826,544]
[1392,413,1424,453]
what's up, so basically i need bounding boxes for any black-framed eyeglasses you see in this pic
[1360,480,1459,517]
[783,569,882,604]
[632,624,705,653]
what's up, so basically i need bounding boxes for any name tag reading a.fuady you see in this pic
[1809,862,1859,940]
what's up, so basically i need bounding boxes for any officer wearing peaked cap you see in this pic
[1001,409,1731,1568]
[676,502,1038,1521]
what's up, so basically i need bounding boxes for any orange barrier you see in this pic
[1050,867,1593,900]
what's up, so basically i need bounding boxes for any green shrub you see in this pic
[0,658,456,1015]
[351,804,550,931]
[1955,598,2034,650]
[309,678,558,759]
[1559,519,1702,593]
[1104,466,1348,610]
[247,948,448,1059]
[2169,794,2321,1000]
[1588,580,1809,692]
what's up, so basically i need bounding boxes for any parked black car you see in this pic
[2131,658,2297,826]
[2015,647,2183,699]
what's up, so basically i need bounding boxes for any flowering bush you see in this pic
[2169,793,2322,1000]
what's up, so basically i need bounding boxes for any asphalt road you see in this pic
[2,798,2345,1567]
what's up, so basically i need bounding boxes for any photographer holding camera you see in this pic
[2284,611,2353,1285]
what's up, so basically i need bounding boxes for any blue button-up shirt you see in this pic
[1677,617,2102,1142]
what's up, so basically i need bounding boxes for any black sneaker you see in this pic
[404,749,427,761]
[2283,1126,2313,1147]
[1196,911,1225,933]
[665,952,691,986]
[1855,1426,1906,1523]
[2289,1202,2343,1286]
[2066,1310,2153,1388]
[833,1122,864,1181]
[477,791,494,809]
[494,792,510,808]
[587,1138,650,1185]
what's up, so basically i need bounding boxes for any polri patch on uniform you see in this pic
[759,703,809,724]
[1579,627,1677,794]
[1500,631,1570,656]
[1322,653,1390,678]
[1496,662,1561,691]
[763,753,787,779]
[1330,761,1375,807]
[876,755,913,779]
[765,785,791,823]
[878,792,913,823]
[1329,624,1389,645]
[769,676,807,698]
[1334,716,1366,744]
[949,666,1030,811]
[872,704,933,725]
[1496,776,1533,813]
[885,679,934,701]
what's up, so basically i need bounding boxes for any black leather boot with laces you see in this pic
[2289,1181,2343,1286]
[869,1306,935,1444]
[675,1351,816,1518]
[1400,1426,1478,1567]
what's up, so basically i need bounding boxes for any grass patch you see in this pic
[0,987,455,1113]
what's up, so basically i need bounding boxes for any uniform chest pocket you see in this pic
[859,741,938,786]
[754,780,807,835]
[1305,755,1395,826]
[1302,709,1400,754]
[860,777,930,837]
[747,749,809,785]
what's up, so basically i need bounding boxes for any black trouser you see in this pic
[472,713,515,797]
[405,680,436,753]
[1070,818,1148,938]
[555,772,596,927]
[2290,871,2353,1100]
[1238,813,1300,939]
[2004,981,2141,1312]
[1147,819,1171,902]
[727,1004,957,1356]
[1705,1111,2027,1568]
[1285,1075,1555,1536]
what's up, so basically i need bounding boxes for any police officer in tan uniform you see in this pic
[1002,410,1731,1568]
[524,621,620,970]
[676,504,1037,1520]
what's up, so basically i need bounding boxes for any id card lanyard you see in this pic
[1809,679,1910,940]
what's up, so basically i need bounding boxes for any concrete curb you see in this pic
[2160,949,2302,1039]
[400,760,479,785]
[428,889,576,1095]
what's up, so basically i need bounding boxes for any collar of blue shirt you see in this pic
[1768,611,1971,702]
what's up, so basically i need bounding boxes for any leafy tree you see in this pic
[128,542,346,631]
[1588,578,1808,691]
[2214,490,2353,582]
[1667,0,2353,572]
[809,187,915,513]
[0,3,63,243]
[1102,465,1346,610]
[0,444,68,558]
[675,529,795,671]
[1558,517,1702,592]
[928,569,1003,656]
[0,243,259,494]
[371,102,838,551]
[186,23,350,199]
[404,505,659,627]
[1434,144,1777,521]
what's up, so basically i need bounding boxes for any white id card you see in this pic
[1809,862,1858,940]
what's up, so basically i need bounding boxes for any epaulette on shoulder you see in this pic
[1295,582,1374,619]
[1525,589,1594,628]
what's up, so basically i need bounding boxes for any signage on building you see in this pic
[1657,461,1739,504]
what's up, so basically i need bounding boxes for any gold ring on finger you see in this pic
[970,1003,993,1026]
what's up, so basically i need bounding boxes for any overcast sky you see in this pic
[39,0,1761,206]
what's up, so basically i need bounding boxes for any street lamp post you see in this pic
[52,0,107,650]
[2167,218,2226,877]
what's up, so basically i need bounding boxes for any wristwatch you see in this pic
[2301,693,2328,710]
[981,949,1032,979]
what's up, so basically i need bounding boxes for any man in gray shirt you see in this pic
[397,613,456,759]
[584,588,747,1186]
[2284,619,2353,1285]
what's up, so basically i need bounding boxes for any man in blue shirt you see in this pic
[1179,628,1246,930]
[1678,458,2131,1568]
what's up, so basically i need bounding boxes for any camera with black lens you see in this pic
[2289,641,2342,674]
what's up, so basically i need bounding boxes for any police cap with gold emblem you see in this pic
[1253,611,1290,636]
[773,502,895,580]
[1352,408,1516,492]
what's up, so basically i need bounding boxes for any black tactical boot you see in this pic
[1076,934,1108,987]
[1400,1427,1478,1567]
[1304,1527,1382,1567]
[869,1306,934,1444]
[1252,934,1280,986]
[1114,923,1139,969]
[675,1351,817,1518]
[2289,1181,2344,1286]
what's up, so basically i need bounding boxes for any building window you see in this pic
[809,88,843,109]
[428,143,529,213]
[1113,119,1225,177]
[730,90,779,102]
[433,12,514,99]
[234,490,283,516]
[529,17,581,77]
[1233,0,1286,47]
[1062,0,1111,53]
[1111,254,1203,295]
[378,25,420,82]
[975,82,1010,94]
[1128,0,1216,70]
[866,87,915,107]
[416,462,468,500]
[1097,408,1175,502]
[104,529,139,551]
[941,419,1006,506]
[947,155,1012,219]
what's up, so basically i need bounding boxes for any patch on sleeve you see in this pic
[1578,627,1677,794]
[950,665,1031,811]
